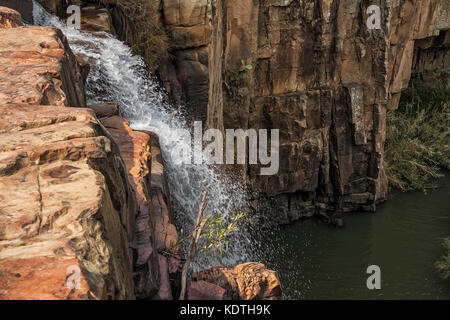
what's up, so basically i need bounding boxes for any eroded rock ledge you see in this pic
[0,7,168,300]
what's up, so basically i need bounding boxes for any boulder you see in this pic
[76,55,90,86]
[90,102,119,119]
[191,262,282,300]
[0,6,22,28]
[81,6,116,35]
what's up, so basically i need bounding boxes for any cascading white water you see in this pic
[32,1,252,270]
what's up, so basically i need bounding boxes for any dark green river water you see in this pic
[255,176,450,300]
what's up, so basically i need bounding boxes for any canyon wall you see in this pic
[156,0,449,224]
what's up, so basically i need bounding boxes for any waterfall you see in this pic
[32,1,251,270]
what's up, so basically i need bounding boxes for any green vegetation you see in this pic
[384,72,450,192]
[436,238,450,280]
[171,191,247,300]
[224,59,253,99]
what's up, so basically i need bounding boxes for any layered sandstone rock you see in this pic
[0,10,136,300]
[0,23,86,107]
[0,0,33,24]
[0,104,136,299]
[157,0,450,224]
[146,132,182,300]
[190,262,282,300]
[159,0,211,121]
[90,106,181,300]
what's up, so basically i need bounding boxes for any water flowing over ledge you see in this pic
[32,1,251,270]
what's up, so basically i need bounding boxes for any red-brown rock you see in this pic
[0,104,137,300]
[192,262,282,300]
[90,102,119,119]
[0,6,22,28]
[0,26,86,107]
[99,112,181,300]
[187,280,226,300]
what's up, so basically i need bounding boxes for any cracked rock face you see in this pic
[0,25,86,107]
[190,262,282,300]
[155,0,450,224]
[0,104,136,299]
[0,10,136,299]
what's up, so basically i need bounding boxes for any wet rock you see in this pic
[99,113,181,300]
[192,262,282,300]
[90,102,119,119]
[187,281,226,300]
[81,6,116,35]
[100,115,160,299]
[76,55,90,86]
[146,132,182,300]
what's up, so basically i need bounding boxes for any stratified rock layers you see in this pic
[156,0,450,223]
[0,5,279,301]
[0,8,147,300]
[0,104,136,299]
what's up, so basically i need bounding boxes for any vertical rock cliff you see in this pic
[155,0,449,223]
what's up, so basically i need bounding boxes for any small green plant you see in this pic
[174,191,247,300]
[170,209,246,254]
[224,59,253,98]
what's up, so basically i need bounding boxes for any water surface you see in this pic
[255,176,450,299]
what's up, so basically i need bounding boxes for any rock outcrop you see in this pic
[65,1,448,223]
[155,0,450,224]
[0,7,164,300]
[0,24,86,107]
[0,103,136,299]
[92,107,181,300]
[189,262,282,300]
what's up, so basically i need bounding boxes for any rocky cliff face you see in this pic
[154,0,449,224]
[0,7,166,299]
